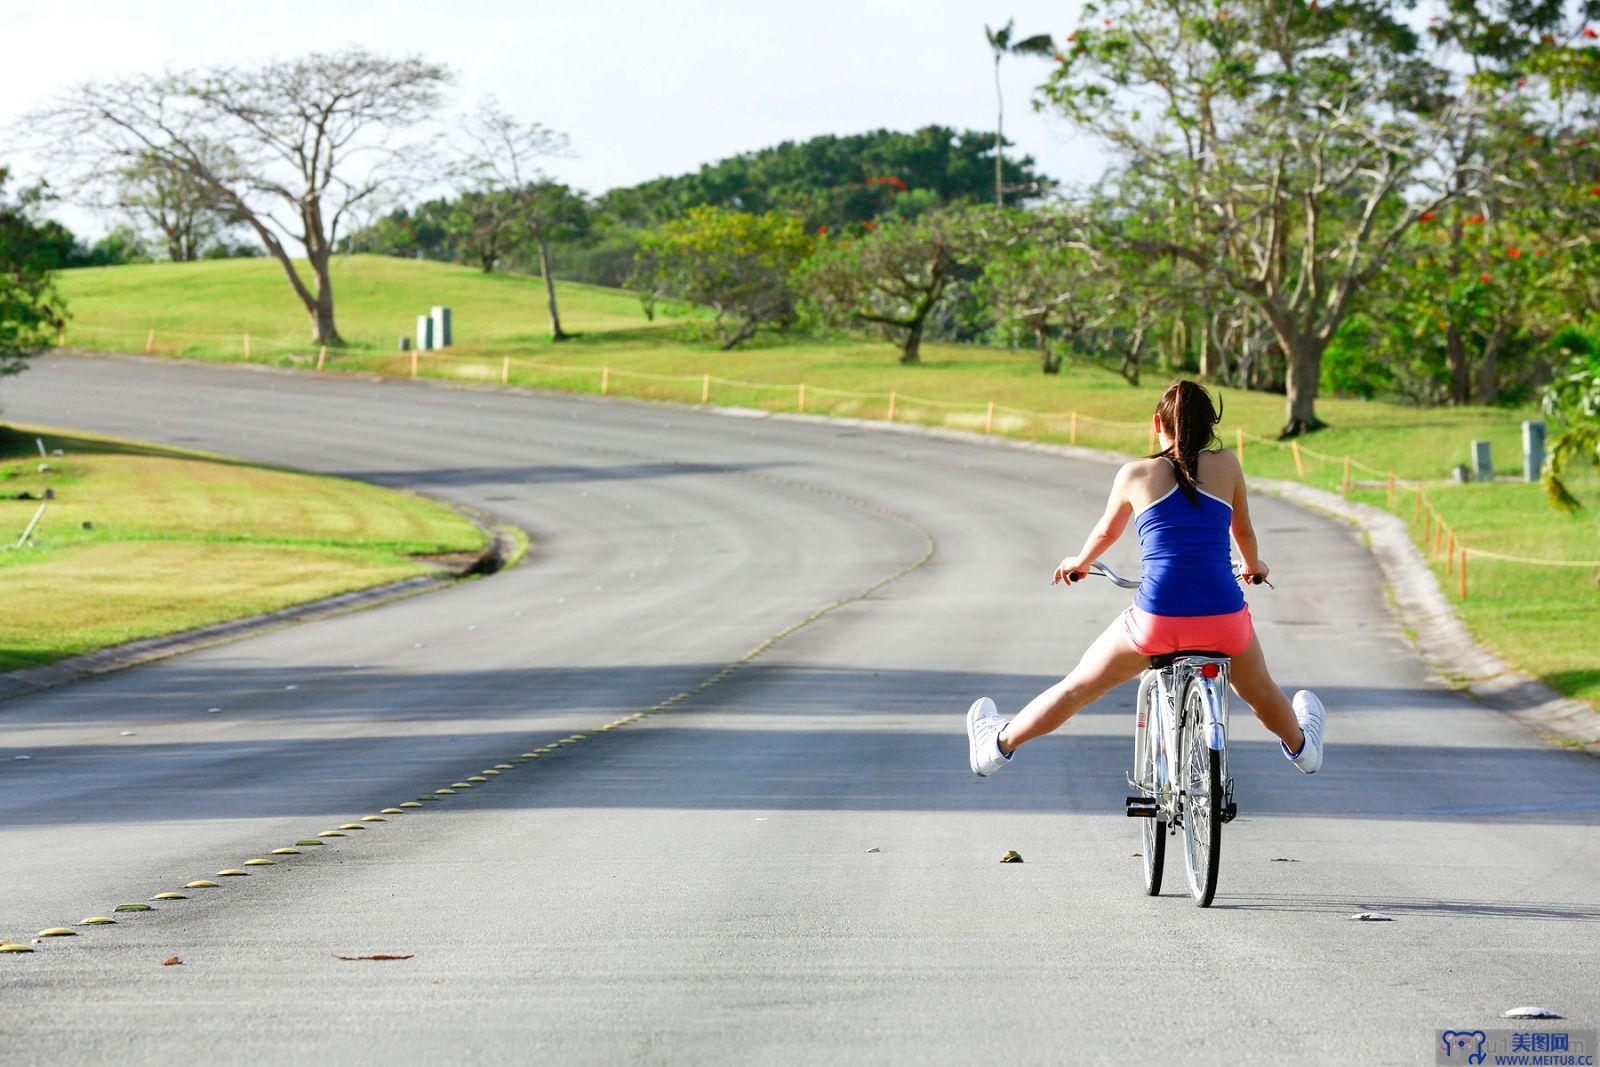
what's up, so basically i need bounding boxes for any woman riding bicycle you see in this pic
[966,379,1326,777]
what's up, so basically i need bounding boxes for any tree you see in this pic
[1542,337,1600,513]
[0,170,68,391]
[451,101,576,340]
[1041,1,1478,435]
[984,20,1055,207]
[799,209,973,364]
[592,127,1051,232]
[633,207,812,349]
[974,206,1105,373]
[31,49,451,345]
[114,148,232,262]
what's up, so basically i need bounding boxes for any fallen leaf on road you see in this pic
[999,850,1023,863]
[865,847,881,853]
[162,956,182,966]
[334,954,414,961]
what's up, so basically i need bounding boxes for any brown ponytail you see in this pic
[1153,379,1222,503]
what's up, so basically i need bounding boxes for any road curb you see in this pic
[0,516,523,706]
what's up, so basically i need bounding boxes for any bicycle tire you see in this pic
[1136,675,1166,896]
[1179,679,1223,907]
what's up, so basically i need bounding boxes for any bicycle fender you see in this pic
[1197,677,1227,751]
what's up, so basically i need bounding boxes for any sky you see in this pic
[0,0,1101,236]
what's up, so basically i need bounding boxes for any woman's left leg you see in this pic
[998,619,1149,753]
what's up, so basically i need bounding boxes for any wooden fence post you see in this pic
[985,401,995,434]
[1445,530,1455,573]
[1415,487,1424,522]
[887,391,896,421]
[1386,470,1396,507]
[411,350,419,377]
[317,345,327,371]
[144,329,155,355]
[501,357,510,385]
[701,374,710,404]
[798,383,806,413]
[1459,547,1468,599]
[1071,411,1080,445]
[1147,423,1157,453]
[1341,456,1352,495]
[1235,428,1244,469]
[243,334,252,360]
[601,366,610,395]
[1291,440,1305,478]
[57,325,65,347]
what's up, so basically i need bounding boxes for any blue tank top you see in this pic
[1132,467,1244,618]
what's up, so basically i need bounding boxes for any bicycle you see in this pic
[1070,561,1267,908]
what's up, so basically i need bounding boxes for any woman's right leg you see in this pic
[998,619,1149,753]
[1227,634,1304,752]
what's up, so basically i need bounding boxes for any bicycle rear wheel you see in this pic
[1179,679,1222,907]
[1134,673,1165,895]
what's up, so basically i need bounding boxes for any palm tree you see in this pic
[984,20,1055,207]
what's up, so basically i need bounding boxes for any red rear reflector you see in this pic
[1200,664,1221,679]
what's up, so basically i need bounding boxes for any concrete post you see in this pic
[416,315,434,352]
[431,306,452,348]
[1470,440,1493,482]
[1522,421,1545,483]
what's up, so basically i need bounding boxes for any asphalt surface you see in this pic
[2,355,1596,1065]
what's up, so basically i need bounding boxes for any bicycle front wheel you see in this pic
[1134,672,1165,896]
[1179,679,1222,907]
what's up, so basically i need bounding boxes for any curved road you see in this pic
[2,355,1596,1063]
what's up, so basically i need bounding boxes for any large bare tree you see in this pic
[29,49,451,344]
[451,101,574,340]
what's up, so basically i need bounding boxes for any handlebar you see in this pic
[1065,560,1273,589]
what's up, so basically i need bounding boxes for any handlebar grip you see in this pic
[1067,570,1085,583]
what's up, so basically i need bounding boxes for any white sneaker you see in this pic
[967,697,1012,776]
[1283,690,1326,774]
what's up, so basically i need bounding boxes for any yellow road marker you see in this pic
[295,839,326,846]
[449,782,473,788]
[492,764,513,770]
[1,944,34,953]
[360,816,386,822]
[38,928,77,937]
[217,870,249,877]
[151,893,187,901]
[243,859,274,866]
[115,904,153,912]
[380,808,406,814]
[399,802,423,809]
[337,823,366,830]
[466,776,488,783]
[79,918,116,925]
[270,848,301,855]
[434,789,456,795]
[317,831,346,838]
[185,881,220,889]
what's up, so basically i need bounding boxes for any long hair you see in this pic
[1152,380,1222,503]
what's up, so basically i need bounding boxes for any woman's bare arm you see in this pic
[1227,451,1268,579]
[1054,464,1136,584]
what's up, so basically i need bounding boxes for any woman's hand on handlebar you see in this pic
[1053,556,1089,586]
[1237,558,1270,586]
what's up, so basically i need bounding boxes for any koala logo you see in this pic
[1441,1030,1487,1064]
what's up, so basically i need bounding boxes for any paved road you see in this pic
[2,355,1596,1064]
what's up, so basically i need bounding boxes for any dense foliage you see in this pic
[0,170,69,385]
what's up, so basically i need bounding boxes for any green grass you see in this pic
[53,255,1600,708]
[0,423,484,671]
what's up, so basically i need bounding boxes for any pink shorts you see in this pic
[1119,605,1253,658]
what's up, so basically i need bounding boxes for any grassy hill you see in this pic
[48,255,1600,712]
[0,423,484,671]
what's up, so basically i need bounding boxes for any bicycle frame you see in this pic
[1129,657,1234,826]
